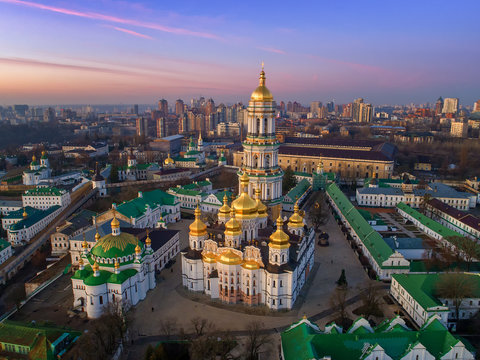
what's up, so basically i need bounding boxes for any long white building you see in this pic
[22,186,71,210]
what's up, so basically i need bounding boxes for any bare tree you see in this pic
[435,272,477,321]
[191,316,214,337]
[330,286,350,328]
[5,283,26,311]
[158,316,178,339]
[447,236,480,271]
[243,321,271,360]
[308,192,328,231]
[359,281,384,320]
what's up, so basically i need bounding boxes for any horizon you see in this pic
[0,0,479,105]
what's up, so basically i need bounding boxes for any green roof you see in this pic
[281,316,474,360]
[396,202,462,239]
[174,157,197,162]
[9,206,61,231]
[24,186,65,197]
[0,238,11,251]
[115,189,177,218]
[185,150,201,155]
[326,183,398,266]
[72,264,138,285]
[90,232,143,259]
[168,187,205,197]
[0,320,81,360]
[197,180,212,187]
[409,260,480,273]
[284,179,311,203]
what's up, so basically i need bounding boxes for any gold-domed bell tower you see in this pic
[241,65,283,219]
[189,205,207,251]
[218,194,231,224]
[231,172,258,242]
[288,201,305,236]
[268,215,290,266]
[224,209,241,248]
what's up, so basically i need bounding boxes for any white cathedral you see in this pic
[181,68,315,310]
[23,151,52,185]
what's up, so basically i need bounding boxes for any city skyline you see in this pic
[0,0,479,105]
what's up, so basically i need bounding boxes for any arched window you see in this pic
[281,254,285,262]
[275,254,278,263]
[256,118,260,135]
[247,288,250,296]
[193,241,196,249]
[264,118,268,134]
[254,155,258,168]
[265,154,270,168]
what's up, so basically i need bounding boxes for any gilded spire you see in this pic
[111,209,120,229]
[82,232,88,249]
[189,204,207,236]
[145,229,151,247]
[251,66,273,101]
[225,208,241,236]
[95,225,101,241]
[92,261,99,273]
[135,241,142,254]
[22,207,28,219]
[269,215,290,249]
[288,200,304,228]
[114,258,120,271]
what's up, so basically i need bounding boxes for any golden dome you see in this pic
[218,249,243,265]
[78,257,84,266]
[145,232,151,247]
[111,212,120,229]
[232,173,258,218]
[269,216,290,249]
[82,234,88,249]
[95,231,101,241]
[92,261,99,272]
[242,259,260,270]
[202,252,217,264]
[288,202,304,228]
[32,155,36,162]
[22,208,28,218]
[164,153,174,165]
[218,194,231,218]
[240,172,250,188]
[189,205,207,236]
[135,242,142,254]
[250,69,273,102]
[255,188,268,218]
[225,209,241,236]
[114,259,120,270]
[41,150,46,157]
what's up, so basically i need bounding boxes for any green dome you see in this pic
[91,232,143,259]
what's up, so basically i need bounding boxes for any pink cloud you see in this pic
[105,25,153,40]
[0,0,221,40]
[257,46,286,55]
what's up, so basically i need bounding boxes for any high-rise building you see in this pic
[242,67,283,214]
[14,104,28,116]
[435,97,443,115]
[442,98,459,114]
[158,99,168,117]
[359,103,373,123]
[352,98,364,122]
[205,98,215,117]
[43,107,55,122]
[156,117,166,138]
[342,103,352,118]
[326,101,335,113]
[175,99,184,116]
[450,120,468,138]
[310,101,322,115]
[133,104,139,115]
[136,117,148,137]
[473,100,480,112]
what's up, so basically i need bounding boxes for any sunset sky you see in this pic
[0,0,479,105]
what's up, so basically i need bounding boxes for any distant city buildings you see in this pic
[442,97,459,114]
[451,120,468,138]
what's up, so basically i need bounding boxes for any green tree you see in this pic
[109,164,119,183]
[336,269,348,287]
[435,272,477,321]
[282,166,297,194]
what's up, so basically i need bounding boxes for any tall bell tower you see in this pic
[239,65,283,218]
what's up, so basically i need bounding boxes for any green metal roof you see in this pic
[284,178,311,203]
[392,273,480,310]
[115,189,177,219]
[168,187,205,197]
[0,238,11,251]
[396,202,461,239]
[281,316,474,360]
[9,206,61,231]
[90,232,143,258]
[326,183,396,266]
[72,264,138,285]
[24,187,65,196]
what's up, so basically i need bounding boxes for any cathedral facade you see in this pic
[181,71,315,310]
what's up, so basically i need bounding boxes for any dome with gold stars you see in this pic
[90,219,143,259]
[251,68,273,102]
